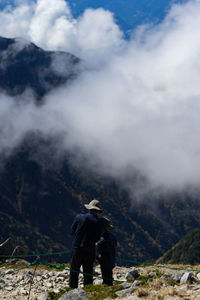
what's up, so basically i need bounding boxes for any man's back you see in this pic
[71,212,102,250]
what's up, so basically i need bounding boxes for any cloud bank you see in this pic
[1,0,200,194]
[0,0,124,65]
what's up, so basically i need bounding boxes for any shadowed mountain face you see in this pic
[0,36,200,264]
[0,36,79,98]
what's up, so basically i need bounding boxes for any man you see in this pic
[96,217,117,286]
[69,199,103,288]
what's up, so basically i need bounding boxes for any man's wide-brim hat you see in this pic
[84,199,102,211]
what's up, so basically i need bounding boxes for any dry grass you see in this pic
[145,264,200,272]
[149,278,165,291]
[146,286,188,300]
[136,288,149,298]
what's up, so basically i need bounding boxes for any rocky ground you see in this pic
[1,261,200,299]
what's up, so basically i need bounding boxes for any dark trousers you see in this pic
[69,247,95,288]
[101,264,113,285]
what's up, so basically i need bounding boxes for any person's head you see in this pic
[84,199,102,214]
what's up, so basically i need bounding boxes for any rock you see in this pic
[197,273,200,280]
[37,271,43,276]
[36,276,42,282]
[25,278,32,284]
[192,275,199,283]
[45,282,53,288]
[57,276,65,282]
[136,267,145,273]
[121,282,132,289]
[125,269,139,280]
[26,270,34,276]
[172,273,183,282]
[59,272,68,278]
[38,292,49,300]
[132,280,141,287]
[2,264,200,300]
[190,285,200,291]
[148,271,157,277]
[93,279,102,285]
[58,288,89,300]
[5,286,13,291]
[0,282,6,289]
[19,287,28,295]
[12,290,19,296]
[180,272,194,284]
[116,285,136,297]
[0,278,6,284]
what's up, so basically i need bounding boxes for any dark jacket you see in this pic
[71,212,102,251]
[97,231,117,268]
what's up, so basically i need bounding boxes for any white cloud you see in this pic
[1,0,200,194]
[0,0,34,39]
[0,0,124,65]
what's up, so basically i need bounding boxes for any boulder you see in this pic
[116,285,136,297]
[197,273,200,281]
[58,288,89,300]
[172,273,183,282]
[121,282,132,289]
[180,272,196,284]
[125,269,140,280]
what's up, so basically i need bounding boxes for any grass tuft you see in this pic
[136,288,149,298]
[168,280,180,286]
[84,283,123,300]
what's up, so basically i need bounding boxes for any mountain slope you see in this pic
[1,134,200,264]
[157,228,200,265]
[0,37,79,98]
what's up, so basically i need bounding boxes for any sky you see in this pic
[0,0,200,197]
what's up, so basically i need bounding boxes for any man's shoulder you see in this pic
[76,213,85,217]
[85,212,102,221]
[85,212,96,219]
[74,213,86,221]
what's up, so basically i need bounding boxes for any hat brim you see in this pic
[84,204,102,211]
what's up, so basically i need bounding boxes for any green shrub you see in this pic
[168,280,180,286]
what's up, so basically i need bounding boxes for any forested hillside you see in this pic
[157,228,200,265]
